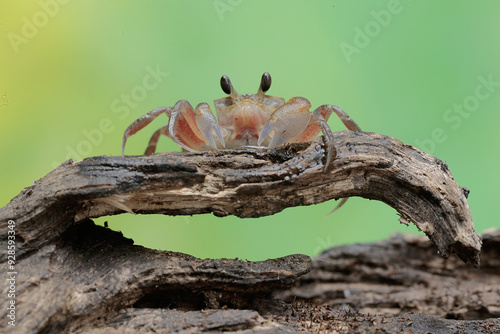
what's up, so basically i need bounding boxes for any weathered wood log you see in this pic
[73,229,500,333]
[277,230,500,320]
[271,229,500,333]
[0,131,481,264]
[0,131,486,333]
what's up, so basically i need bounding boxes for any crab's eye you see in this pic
[220,75,232,95]
[260,72,272,93]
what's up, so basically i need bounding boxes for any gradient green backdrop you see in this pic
[2,1,499,260]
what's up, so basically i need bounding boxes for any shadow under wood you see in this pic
[9,219,309,333]
[46,222,500,333]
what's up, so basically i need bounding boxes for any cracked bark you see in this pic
[0,131,491,333]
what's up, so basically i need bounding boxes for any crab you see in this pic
[122,72,361,173]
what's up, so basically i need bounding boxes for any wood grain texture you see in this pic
[0,131,487,333]
[1,131,480,264]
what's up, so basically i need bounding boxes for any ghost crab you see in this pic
[122,72,361,171]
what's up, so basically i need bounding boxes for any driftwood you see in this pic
[275,230,500,332]
[0,131,492,333]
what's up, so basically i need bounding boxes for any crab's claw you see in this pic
[194,103,225,149]
[136,100,226,155]
[258,96,339,172]
[258,97,312,148]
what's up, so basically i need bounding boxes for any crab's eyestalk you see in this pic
[220,75,231,94]
[257,72,271,97]
[220,75,238,98]
[261,72,271,92]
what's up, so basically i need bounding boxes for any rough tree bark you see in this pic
[0,131,494,333]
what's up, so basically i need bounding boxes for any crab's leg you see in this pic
[313,105,361,216]
[291,105,360,142]
[144,125,169,155]
[289,104,361,169]
[122,106,171,156]
[312,110,336,169]
[316,104,361,170]
[315,104,361,132]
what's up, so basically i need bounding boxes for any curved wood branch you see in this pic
[0,132,486,332]
[1,219,311,333]
[0,131,480,265]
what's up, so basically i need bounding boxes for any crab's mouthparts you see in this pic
[236,128,259,146]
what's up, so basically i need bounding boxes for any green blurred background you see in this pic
[1,0,499,260]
